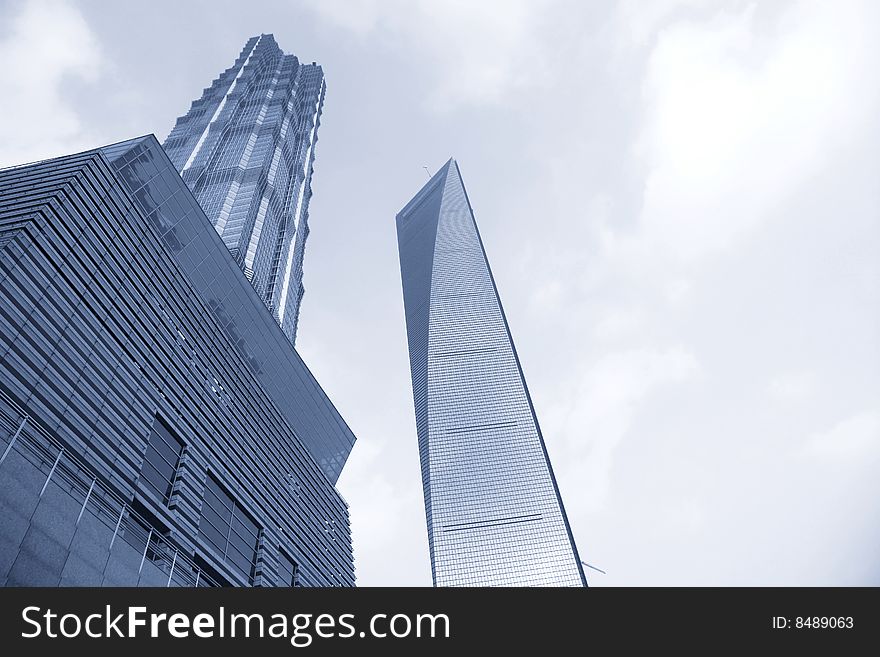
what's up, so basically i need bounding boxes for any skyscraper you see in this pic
[163,34,324,343]
[0,136,355,586]
[396,159,586,587]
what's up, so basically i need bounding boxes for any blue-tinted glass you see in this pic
[140,417,183,500]
[397,160,586,587]
[106,136,354,484]
[161,35,324,346]
[0,41,355,588]
[204,479,233,521]
[199,515,228,556]
[198,475,260,582]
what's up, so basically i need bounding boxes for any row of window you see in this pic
[138,416,299,586]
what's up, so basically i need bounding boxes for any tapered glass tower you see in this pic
[163,34,324,343]
[396,159,586,586]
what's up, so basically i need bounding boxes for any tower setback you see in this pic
[164,35,324,344]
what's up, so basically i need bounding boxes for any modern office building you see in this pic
[396,159,586,586]
[0,135,355,586]
[163,34,324,344]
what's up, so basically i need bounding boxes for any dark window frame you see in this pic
[198,473,261,583]
[139,416,184,503]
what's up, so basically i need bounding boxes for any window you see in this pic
[139,417,184,502]
[198,475,260,582]
[277,550,301,587]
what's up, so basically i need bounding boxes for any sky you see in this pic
[0,0,878,586]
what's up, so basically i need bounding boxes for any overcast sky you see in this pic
[1,0,878,586]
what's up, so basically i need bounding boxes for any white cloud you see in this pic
[301,0,385,36]
[767,371,816,402]
[654,495,706,537]
[592,307,645,341]
[0,0,103,166]
[336,431,429,585]
[804,410,880,461]
[614,0,880,272]
[555,346,700,511]
[304,0,551,110]
[616,0,709,47]
[344,449,409,554]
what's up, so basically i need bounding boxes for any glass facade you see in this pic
[0,138,355,586]
[198,475,261,582]
[397,160,586,586]
[106,137,354,483]
[139,417,184,503]
[163,34,325,344]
